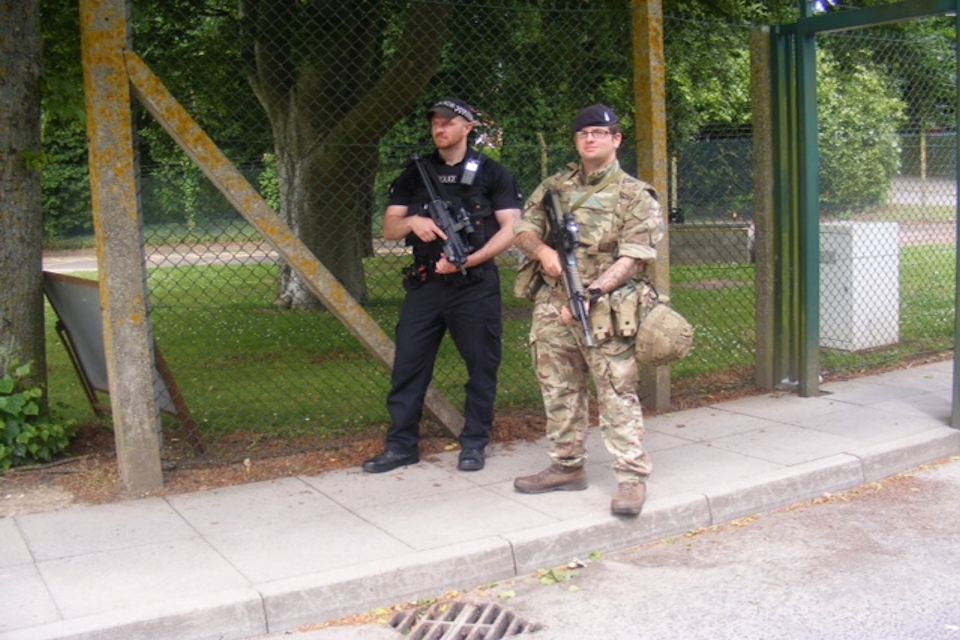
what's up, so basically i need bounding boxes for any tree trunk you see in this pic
[240,0,450,308]
[0,0,44,382]
[271,115,379,309]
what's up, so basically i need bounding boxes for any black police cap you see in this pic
[426,97,477,123]
[571,104,619,133]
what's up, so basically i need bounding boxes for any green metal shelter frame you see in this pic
[770,0,960,428]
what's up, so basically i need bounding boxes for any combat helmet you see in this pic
[635,302,693,367]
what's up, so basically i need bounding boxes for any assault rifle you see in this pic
[412,156,475,275]
[544,191,596,348]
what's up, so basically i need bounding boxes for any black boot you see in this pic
[362,448,419,473]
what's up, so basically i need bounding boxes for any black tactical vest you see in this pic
[407,153,499,266]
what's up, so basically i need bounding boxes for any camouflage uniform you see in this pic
[515,159,664,483]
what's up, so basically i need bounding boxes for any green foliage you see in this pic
[675,136,753,219]
[665,18,754,143]
[40,0,85,124]
[40,0,94,239]
[41,117,93,238]
[257,153,280,211]
[818,48,906,211]
[0,362,76,472]
[853,16,956,131]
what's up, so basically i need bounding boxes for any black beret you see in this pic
[571,104,619,132]
[426,97,477,123]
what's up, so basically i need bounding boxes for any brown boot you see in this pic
[514,464,587,494]
[611,482,646,516]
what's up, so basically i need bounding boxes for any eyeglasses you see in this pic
[575,129,613,140]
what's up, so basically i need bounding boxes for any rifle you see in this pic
[412,156,475,275]
[544,190,596,348]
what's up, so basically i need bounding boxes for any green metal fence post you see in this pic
[770,26,799,389]
[796,21,820,397]
[952,0,960,429]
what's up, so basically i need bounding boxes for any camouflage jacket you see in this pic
[514,160,664,285]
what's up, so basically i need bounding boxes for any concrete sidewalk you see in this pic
[3,361,959,640]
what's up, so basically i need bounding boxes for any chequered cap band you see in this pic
[433,100,475,122]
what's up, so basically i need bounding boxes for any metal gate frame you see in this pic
[769,0,960,429]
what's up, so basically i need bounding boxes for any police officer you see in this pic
[511,104,664,516]
[363,98,522,474]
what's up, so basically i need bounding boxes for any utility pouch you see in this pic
[638,281,659,320]
[588,294,614,343]
[609,284,640,338]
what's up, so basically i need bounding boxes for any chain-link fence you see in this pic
[664,16,759,397]
[40,3,957,465]
[134,1,641,463]
[815,23,956,379]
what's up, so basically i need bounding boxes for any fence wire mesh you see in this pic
[816,24,956,378]
[665,16,758,397]
[131,1,643,463]
[39,2,957,466]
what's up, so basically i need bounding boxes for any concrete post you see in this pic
[632,0,671,409]
[751,27,776,390]
[80,0,163,492]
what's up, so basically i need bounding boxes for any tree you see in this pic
[818,45,906,210]
[238,0,452,308]
[0,0,45,382]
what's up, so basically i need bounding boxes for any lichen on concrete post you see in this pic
[80,0,163,493]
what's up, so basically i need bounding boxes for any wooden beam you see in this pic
[122,50,464,436]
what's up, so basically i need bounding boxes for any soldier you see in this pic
[363,97,522,474]
[512,104,664,516]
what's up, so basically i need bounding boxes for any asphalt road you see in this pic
[264,456,960,640]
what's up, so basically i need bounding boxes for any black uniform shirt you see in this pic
[388,151,522,218]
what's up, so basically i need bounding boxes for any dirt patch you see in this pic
[0,409,547,517]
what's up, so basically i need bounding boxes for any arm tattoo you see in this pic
[591,257,642,294]
[515,231,546,260]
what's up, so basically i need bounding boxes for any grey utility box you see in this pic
[820,221,900,351]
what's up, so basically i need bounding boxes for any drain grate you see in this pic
[390,601,542,640]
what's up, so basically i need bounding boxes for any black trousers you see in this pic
[384,264,502,453]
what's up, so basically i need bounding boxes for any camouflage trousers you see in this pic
[529,288,652,483]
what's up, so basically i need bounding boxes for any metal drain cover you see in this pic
[389,601,542,639]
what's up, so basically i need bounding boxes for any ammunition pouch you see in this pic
[584,283,641,344]
[588,294,614,342]
[609,284,640,338]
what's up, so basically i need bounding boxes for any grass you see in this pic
[44,242,955,453]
